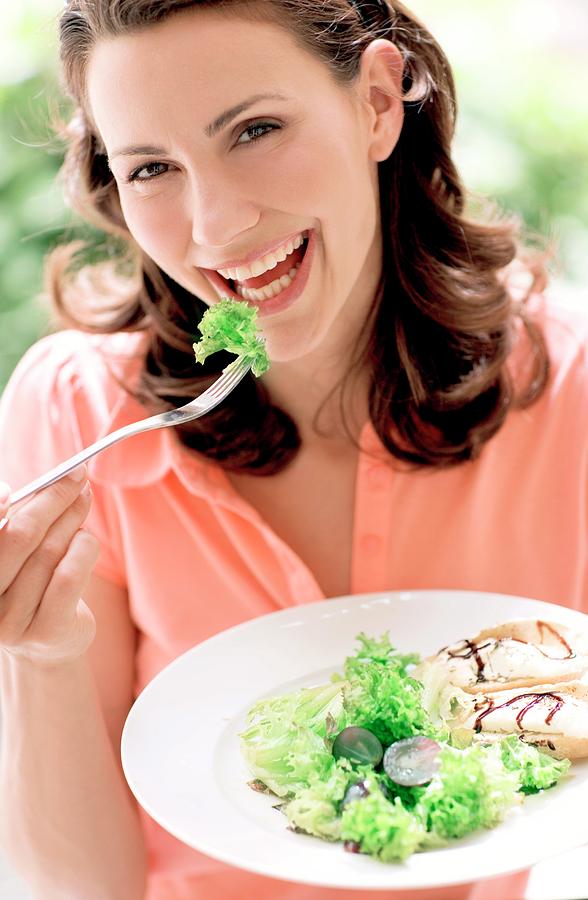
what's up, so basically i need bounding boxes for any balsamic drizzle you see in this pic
[447,640,494,682]
[473,691,564,733]
[444,621,575,684]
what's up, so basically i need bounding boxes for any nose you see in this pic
[187,166,261,249]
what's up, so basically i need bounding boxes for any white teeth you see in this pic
[234,264,251,282]
[217,232,306,282]
[250,257,268,278]
[235,265,301,302]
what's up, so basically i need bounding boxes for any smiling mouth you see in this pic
[217,234,309,302]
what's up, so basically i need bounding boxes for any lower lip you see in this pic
[202,230,316,318]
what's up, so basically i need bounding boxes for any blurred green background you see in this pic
[1,0,587,392]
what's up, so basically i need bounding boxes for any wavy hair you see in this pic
[48,0,549,472]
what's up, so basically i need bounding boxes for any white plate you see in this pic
[121,589,588,890]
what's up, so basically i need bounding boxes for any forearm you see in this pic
[0,651,147,900]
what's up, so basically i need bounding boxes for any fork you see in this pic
[6,355,252,508]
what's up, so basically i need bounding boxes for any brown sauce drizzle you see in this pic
[474,692,564,732]
[445,620,575,682]
[447,640,494,682]
[536,620,575,659]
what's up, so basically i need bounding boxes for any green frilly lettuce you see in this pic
[338,632,444,746]
[239,682,346,797]
[414,743,522,841]
[340,786,426,862]
[499,734,571,793]
[192,298,269,376]
[283,759,361,841]
[239,632,572,863]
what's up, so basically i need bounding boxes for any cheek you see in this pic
[275,122,372,230]
[119,191,186,262]
[118,190,216,303]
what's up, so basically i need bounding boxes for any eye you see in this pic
[127,161,171,183]
[236,121,281,146]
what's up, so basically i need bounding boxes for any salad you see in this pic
[239,632,570,863]
[192,298,270,376]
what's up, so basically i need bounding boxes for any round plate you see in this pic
[121,589,588,890]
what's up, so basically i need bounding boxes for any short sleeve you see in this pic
[0,331,127,587]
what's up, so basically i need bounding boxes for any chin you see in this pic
[258,316,326,365]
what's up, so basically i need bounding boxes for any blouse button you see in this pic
[360,533,383,556]
[366,465,387,490]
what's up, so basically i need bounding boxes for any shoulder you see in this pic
[514,288,588,440]
[536,289,588,383]
[0,329,149,461]
[3,328,148,412]
[6,328,148,388]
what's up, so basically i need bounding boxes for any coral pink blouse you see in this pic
[0,294,586,900]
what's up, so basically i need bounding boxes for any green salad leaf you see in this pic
[239,632,572,864]
[239,682,346,797]
[340,786,426,862]
[283,759,359,841]
[192,298,269,376]
[340,632,442,746]
[414,743,521,840]
[343,632,419,676]
[499,734,571,793]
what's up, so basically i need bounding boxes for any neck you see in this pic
[261,333,371,446]
[259,234,382,445]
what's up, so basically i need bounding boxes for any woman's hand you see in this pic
[0,466,100,666]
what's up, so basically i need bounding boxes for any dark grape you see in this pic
[332,726,384,766]
[341,780,370,808]
[383,736,441,786]
[343,840,362,853]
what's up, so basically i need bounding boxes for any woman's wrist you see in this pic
[0,642,91,678]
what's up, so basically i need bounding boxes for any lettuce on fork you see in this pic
[192,298,270,376]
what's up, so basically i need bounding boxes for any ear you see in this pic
[357,39,404,162]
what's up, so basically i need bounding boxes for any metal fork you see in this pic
[7,356,252,508]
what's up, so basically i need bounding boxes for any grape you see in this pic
[341,780,370,808]
[383,736,441,786]
[332,726,384,766]
[344,840,362,853]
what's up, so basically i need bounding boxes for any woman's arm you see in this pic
[0,477,147,900]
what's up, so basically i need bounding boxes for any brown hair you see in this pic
[50,0,549,472]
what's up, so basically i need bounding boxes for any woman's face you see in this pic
[87,8,401,363]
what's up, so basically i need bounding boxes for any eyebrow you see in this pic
[109,92,290,160]
[204,91,290,138]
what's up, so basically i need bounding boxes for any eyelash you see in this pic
[126,120,281,183]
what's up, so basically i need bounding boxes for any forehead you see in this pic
[86,9,336,143]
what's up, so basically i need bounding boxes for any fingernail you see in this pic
[0,482,10,504]
[70,465,87,482]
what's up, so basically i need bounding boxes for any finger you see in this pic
[0,466,89,591]
[25,530,101,661]
[0,485,93,643]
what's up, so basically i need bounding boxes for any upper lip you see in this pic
[200,229,309,272]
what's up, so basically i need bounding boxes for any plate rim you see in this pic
[121,588,588,889]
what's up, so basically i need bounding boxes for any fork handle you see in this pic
[7,419,161,509]
[6,355,252,509]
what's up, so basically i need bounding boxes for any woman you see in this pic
[0,1,586,898]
